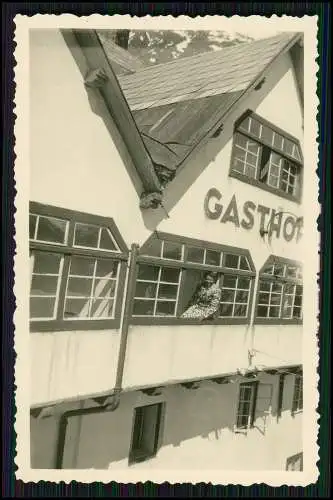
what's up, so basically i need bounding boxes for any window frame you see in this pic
[131,232,256,326]
[235,381,259,432]
[286,452,303,471]
[29,202,128,332]
[128,402,165,465]
[254,255,303,325]
[229,111,303,203]
[291,373,303,415]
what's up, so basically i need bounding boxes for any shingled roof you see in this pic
[118,33,299,110]
[113,32,302,189]
[97,32,145,75]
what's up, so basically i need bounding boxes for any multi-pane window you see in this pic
[133,265,181,317]
[133,233,255,322]
[292,374,303,413]
[236,382,258,430]
[63,257,119,320]
[256,256,303,322]
[232,133,261,179]
[220,275,251,318]
[29,203,128,331]
[30,252,64,320]
[231,112,303,200]
[30,214,69,244]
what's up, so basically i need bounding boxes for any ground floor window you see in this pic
[129,403,164,464]
[286,452,303,471]
[236,382,258,430]
[292,374,303,414]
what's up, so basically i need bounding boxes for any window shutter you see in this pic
[254,383,273,435]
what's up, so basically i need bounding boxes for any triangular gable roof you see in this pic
[66,29,303,211]
[118,33,299,110]
[115,32,303,188]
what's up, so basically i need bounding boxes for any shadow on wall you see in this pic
[30,374,299,469]
[59,382,239,469]
[161,382,237,448]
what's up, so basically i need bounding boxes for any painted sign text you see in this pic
[204,188,303,243]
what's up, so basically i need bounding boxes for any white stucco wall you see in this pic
[122,52,304,390]
[30,29,149,246]
[155,53,304,266]
[29,30,303,405]
[30,373,302,471]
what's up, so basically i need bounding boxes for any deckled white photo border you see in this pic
[13,14,320,486]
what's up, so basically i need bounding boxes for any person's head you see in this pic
[203,271,219,287]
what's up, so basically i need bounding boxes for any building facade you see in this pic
[29,28,304,471]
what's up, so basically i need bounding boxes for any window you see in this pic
[129,403,164,464]
[29,203,128,332]
[133,265,181,317]
[292,374,303,414]
[230,112,303,201]
[255,256,303,324]
[236,382,258,430]
[277,374,286,419]
[132,232,255,324]
[286,452,303,471]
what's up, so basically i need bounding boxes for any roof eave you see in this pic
[63,29,162,198]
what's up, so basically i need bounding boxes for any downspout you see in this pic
[54,243,140,469]
[85,242,140,411]
[113,243,140,404]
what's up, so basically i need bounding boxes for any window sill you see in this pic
[128,451,156,465]
[254,318,302,326]
[291,409,303,417]
[229,171,301,204]
[30,318,121,333]
[130,317,251,326]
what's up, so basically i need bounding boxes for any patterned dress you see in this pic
[181,283,222,320]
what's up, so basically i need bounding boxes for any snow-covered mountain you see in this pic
[98,30,254,67]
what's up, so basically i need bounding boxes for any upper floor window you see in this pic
[230,112,303,202]
[132,232,255,325]
[29,202,128,332]
[255,256,303,324]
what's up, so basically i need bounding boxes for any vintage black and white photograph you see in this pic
[14,14,319,484]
